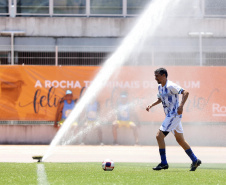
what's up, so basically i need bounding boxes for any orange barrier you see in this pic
[0,66,225,123]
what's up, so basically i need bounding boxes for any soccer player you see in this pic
[146,68,201,171]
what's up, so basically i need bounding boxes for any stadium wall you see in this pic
[0,124,225,146]
[0,17,226,37]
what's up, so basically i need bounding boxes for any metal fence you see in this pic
[14,51,108,65]
[1,45,226,66]
[1,0,226,18]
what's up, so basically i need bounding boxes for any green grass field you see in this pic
[0,163,226,185]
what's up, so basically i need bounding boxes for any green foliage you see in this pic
[0,163,225,185]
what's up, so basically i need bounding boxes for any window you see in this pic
[127,0,150,15]
[17,0,49,14]
[0,52,9,64]
[0,0,8,14]
[90,0,122,14]
[205,0,226,16]
[54,0,86,14]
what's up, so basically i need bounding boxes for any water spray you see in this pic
[42,0,180,162]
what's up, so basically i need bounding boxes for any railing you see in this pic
[0,0,225,18]
[1,45,226,66]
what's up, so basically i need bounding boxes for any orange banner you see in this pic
[0,66,225,123]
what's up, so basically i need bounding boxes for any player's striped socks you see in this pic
[159,149,168,165]
[185,148,197,163]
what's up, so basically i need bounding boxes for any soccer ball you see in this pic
[102,159,114,171]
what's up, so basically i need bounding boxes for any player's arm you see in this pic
[177,90,189,115]
[54,101,64,127]
[146,98,162,112]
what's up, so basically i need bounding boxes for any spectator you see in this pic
[81,98,103,145]
[80,87,103,145]
[54,90,77,128]
[112,91,139,145]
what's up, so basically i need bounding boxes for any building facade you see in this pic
[0,0,226,66]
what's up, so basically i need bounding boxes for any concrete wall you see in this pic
[0,17,226,37]
[0,17,134,37]
[0,124,225,146]
[0,125,57,144]
[1,17,226,53]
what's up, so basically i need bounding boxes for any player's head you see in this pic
[155,68,168,78]
[154,68,168,84]
[65,90,73,103]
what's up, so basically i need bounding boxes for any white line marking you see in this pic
[37,164,49,185]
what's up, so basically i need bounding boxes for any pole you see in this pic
[86,0,90,17]
[123,0,127,18]
[14,0,17,17]
[9,0,11,17]
[49,0,53,17]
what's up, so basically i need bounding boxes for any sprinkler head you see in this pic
[32,156,43,162]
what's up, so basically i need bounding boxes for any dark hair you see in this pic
[155,68,168,78]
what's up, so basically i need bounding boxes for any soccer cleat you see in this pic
[153,163,169,170]
[190,159,202,171]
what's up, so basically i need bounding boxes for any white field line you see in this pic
[37,164,49,185]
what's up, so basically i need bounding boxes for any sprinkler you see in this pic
[32,156,43,162]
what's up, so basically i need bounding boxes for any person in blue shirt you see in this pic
[81,98,103,145]
[54,90,77,128]
[79,87,103,145]
[112,91,139,145]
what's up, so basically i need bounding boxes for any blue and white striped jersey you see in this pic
[157,80,184,117]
